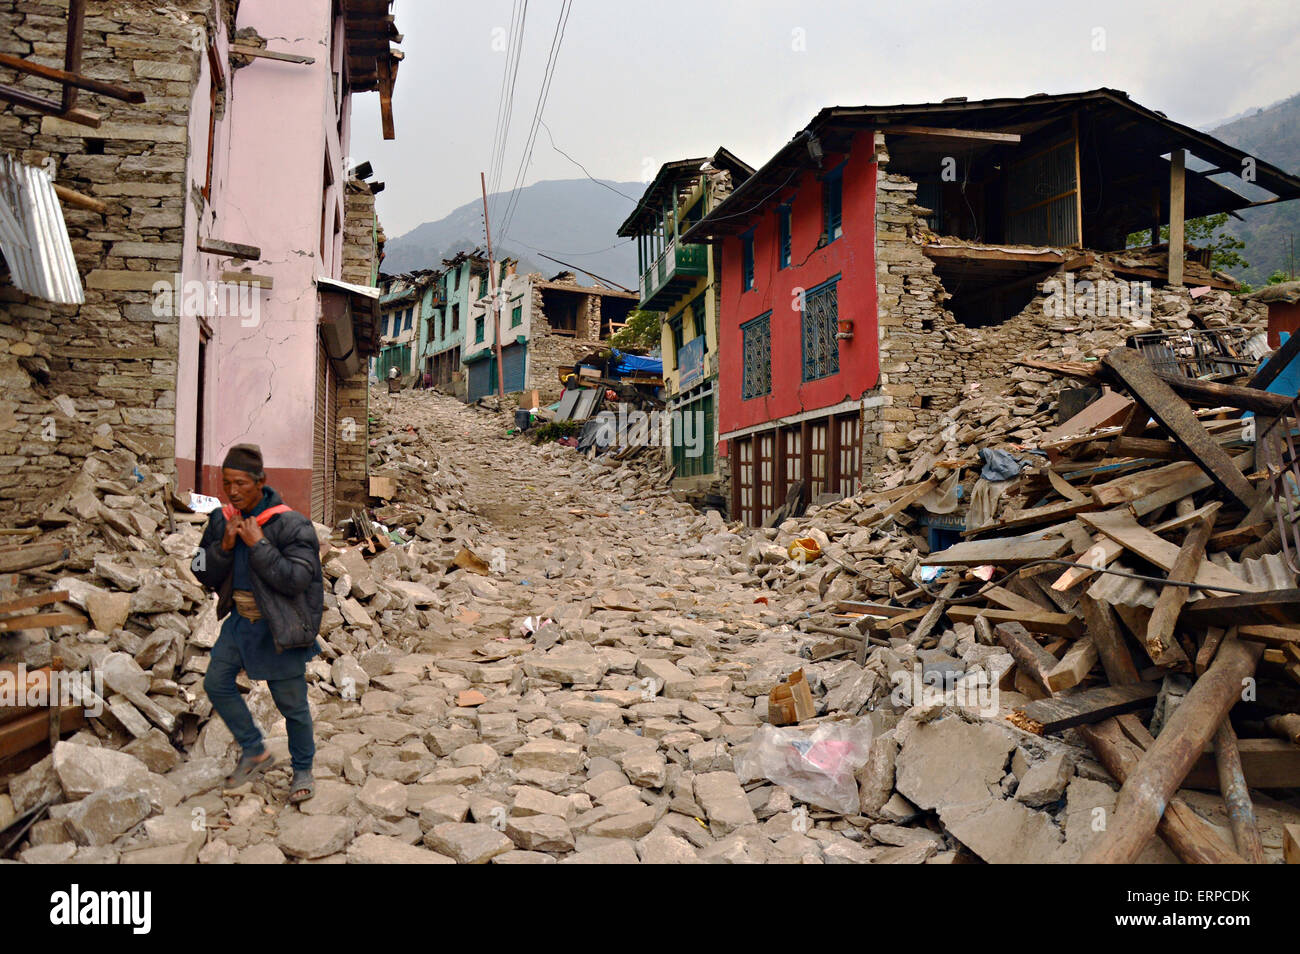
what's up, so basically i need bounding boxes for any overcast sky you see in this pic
[350,0,1300,242]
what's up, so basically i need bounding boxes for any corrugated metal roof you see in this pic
[1085,551,1297,609]
[0,154,84,305]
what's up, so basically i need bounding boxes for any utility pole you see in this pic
[481,172,506,401]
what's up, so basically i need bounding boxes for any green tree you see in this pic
[1127,213,1248,273]
[608,309,661,352]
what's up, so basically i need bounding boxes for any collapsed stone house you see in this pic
[462,267,638,404]
[0,0,400,525]
[683,89,1300,525]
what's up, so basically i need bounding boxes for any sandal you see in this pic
[288,770,315,804]
[224,751,275,788]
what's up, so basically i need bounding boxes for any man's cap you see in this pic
[222,443,264,477]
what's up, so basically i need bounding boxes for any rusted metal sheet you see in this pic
[0,154,84,304]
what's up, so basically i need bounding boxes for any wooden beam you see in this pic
[1011,682,1160,735]
[1169,148,1185,286]
[923,531,1068,567]
[1078,593,1143,685]
[220,271,272,289]
[1102,347,1257,507]
[1186,737,1300,790]
[1145,505,1219,667]
[377,55,395,141]
[1213,720,1266,862]
[877,124,1021,144]
[0,52,143,104]
[1078,719,1247,864]
[0,541,69,573]
[1078,509,1255,596]
[1182,589,1300,629]
[1082,636,1264,864]
[0,84,99,126]
[948,605,1081,639]
[53,182,108,214]
[61,0,85,112]
[229,42,316,65]
[922,245,1064,265]
[1046,636,1098,691]
[1153,371,1295,416]
[198,237,261,260]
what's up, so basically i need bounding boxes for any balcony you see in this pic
[640,237,707,311]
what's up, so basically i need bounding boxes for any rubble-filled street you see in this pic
[5,365,1299,866]
[6,0,1300,903]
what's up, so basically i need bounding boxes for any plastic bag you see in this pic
[735,719,874,815]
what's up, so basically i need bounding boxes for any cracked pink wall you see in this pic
[176,0,353,513]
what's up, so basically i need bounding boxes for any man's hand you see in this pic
[236,516,264,548]
[221,513,242,552]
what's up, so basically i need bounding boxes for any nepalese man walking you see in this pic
[192,444,324,803]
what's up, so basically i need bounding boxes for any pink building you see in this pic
[173,0,400,521]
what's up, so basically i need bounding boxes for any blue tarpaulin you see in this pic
[611,350,662,376]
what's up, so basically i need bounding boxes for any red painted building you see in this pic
[686,92,1300,525]
[684,127,880,524]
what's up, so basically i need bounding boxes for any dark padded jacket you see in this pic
[191,488,323,653]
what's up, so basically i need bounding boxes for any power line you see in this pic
[539,118,637,203]
[499,0,573,239]
[489,1,528,221]
[486,0,518,196]
[509,235,633,257]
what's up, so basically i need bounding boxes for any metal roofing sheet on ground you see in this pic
[0,154,83,305]
[1085,551,1297,609]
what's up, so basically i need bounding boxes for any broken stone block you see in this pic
[1014,751,1072,808]
[511,738,583,775]
[237,843,287,864]
[423,822,514,864]
[86,589,131,633]
[64,786,152,846]
[357,776,408,822]
[300,779,359,817]
[348,833,454,864]
[10,754,62,815]
[894,718,1014,812]
[636,824,702,864]
[559,839,641,864]
[123,729,184,774]
[418,794,470,830]
[276,813,355,860]
[586,804,659,840]
[620,749,667,788]
[52,741,152,800]
[505,814,575,852]
[331,655,370,698]
[856,733,899,817]
[511,786,571,820]
[693,772,757,836]
[939,797,1066,864]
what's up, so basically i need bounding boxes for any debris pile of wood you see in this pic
[774,337,1300,863]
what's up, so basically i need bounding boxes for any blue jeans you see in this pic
[204,654,315,772]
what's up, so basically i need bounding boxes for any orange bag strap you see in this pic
[221,503,293,526]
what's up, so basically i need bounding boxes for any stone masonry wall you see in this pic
[0,0,212,518]
[334,178,378,519]
[867,136,1267,486]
